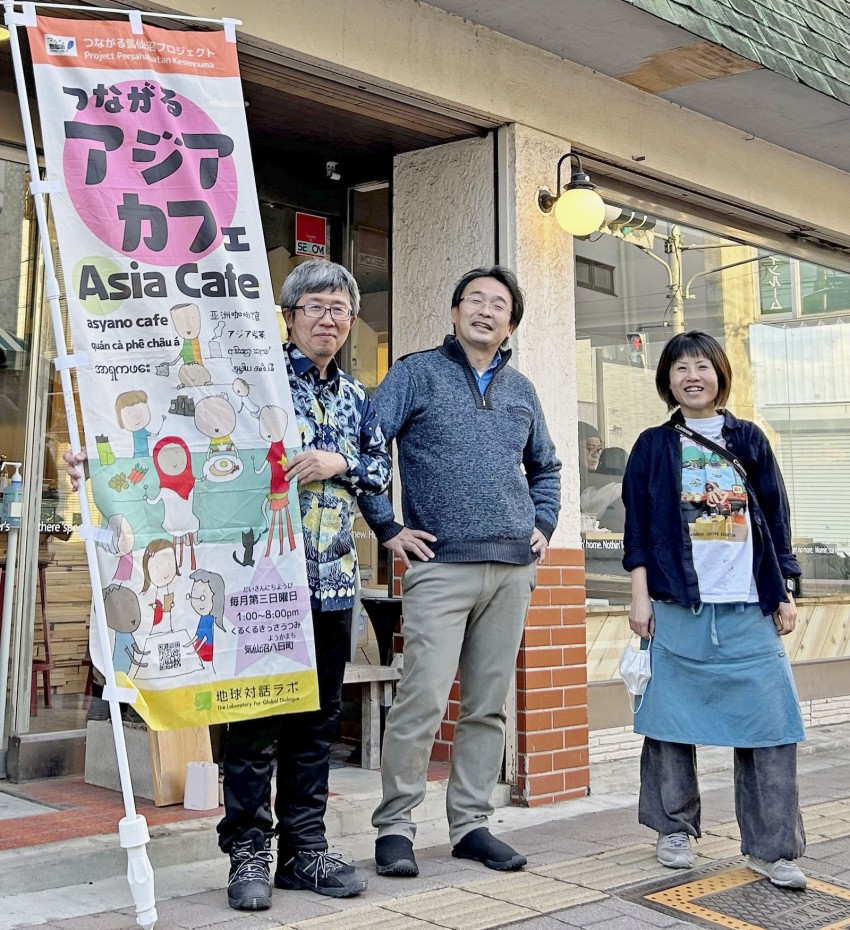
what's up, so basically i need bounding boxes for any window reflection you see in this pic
[577,211,850,681]
[345,185,390,592]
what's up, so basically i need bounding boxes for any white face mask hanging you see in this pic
[618,636,651,713]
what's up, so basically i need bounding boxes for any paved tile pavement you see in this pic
[5,733,850,930]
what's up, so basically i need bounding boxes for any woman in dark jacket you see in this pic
[622,331,806,888]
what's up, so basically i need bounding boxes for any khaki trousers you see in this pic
[372,560,535,845]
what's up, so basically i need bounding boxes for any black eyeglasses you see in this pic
[290,303,355,321]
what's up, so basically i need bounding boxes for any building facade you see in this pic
[1,0,850,799]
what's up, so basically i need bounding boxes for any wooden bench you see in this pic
[343,662,402,769]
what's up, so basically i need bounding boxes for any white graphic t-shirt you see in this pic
[680,415,759,603]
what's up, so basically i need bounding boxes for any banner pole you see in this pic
[4,4,157,928]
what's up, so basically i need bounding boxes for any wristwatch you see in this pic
[785,577,797,593]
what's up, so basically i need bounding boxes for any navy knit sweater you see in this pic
[359,335,561,564]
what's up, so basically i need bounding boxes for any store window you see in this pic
[576,210,850,682]
[0,161,35,471]
[0,159,74,736]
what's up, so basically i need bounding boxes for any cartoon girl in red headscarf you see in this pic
[146,437,200,570]
[254,405,296,556]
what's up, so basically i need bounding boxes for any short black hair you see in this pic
[578,421,600,442]
[451,265,525,329]
[656,331,732,411]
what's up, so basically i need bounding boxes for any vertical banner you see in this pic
[27,16,319,729]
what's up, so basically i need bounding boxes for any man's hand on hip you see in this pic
[530,528,548,564]
[383,527,437,569]
[285,450,347,483]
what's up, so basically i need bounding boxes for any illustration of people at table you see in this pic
[136,538,203,681]
[194,394,240,459]
[140,538,180,630]
[146,437,201,569]
[232,377,260,419]
[115,390,164,458]
[188,568,228,669]
[100,512,135,584]
[157,302,212,387]
[255,404,296,556]
[171,302,205,365]
[103,583,148,675]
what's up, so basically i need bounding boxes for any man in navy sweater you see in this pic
[360,266,561,876]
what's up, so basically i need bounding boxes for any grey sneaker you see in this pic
[656,832,694,869]
[747,856,807,889]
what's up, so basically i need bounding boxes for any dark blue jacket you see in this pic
[622,409,800,615]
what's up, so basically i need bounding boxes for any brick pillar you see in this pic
[514,547,589,806]
[391,552,589,791]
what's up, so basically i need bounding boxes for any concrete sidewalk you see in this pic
[5,724,850,930]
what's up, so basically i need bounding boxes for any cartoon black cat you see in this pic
[233,528,264,567]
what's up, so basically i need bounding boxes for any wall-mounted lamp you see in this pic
[537,153,606,236]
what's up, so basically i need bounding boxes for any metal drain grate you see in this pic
[624,864,850,930]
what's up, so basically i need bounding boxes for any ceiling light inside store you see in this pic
[353,181,388,193]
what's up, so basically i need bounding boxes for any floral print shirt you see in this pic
[286,343,391,612]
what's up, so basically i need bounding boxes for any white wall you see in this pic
[392,135,495,358]
[390,134,494,514]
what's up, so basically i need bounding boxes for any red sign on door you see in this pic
[295,212,327,258]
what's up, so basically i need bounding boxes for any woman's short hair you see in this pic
[451,265,525,329]
[279,260,360,316]
[655,331,732,410]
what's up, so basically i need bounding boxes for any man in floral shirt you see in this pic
[64,261,413,912]
[217,260,392,910]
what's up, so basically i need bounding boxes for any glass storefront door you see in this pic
[345,183,390,594]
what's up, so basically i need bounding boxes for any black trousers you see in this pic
[217,609,352,857]
[638,736,806,862]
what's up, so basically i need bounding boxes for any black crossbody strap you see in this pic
[663,421,749,483]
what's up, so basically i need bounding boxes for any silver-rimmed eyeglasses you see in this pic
[459,296,511,314]
[291,303,355,321]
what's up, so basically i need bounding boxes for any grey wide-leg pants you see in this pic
[639,737,806,861]
[372,561,535,846]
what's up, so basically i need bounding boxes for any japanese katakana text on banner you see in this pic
[27,16,319,730]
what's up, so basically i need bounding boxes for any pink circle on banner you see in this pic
[63,80,238,266]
